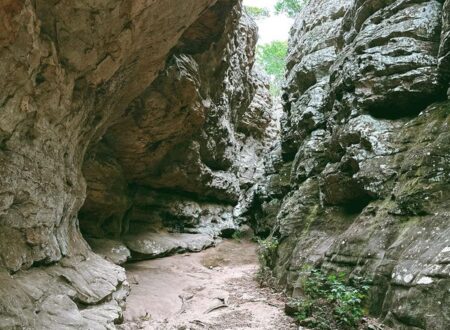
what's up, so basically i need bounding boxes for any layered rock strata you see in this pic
[80,1,275,260]
[0,0,274,328]
[260,0,450,329]
[2,0,449,328]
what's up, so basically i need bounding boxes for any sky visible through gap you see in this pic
[243,0,294,44]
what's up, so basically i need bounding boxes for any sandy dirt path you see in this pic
[119,239,297,330]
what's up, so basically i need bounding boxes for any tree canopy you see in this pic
[274,0,306,18]
[244,6,270,20]
[256,41,288,96]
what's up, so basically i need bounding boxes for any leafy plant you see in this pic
[256,41,288,96]
[289,268,369,329]
[274,0,308,18]
[256,237,279,286]
[231,230,244,241]
[257,236,279,265]
[245,6,270,20]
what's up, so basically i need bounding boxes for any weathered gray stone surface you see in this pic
[87,238,131,265]
[124,232,215,259]
[0,0,275,328]
[0,251,128,329]
[79,2,276,243]
[259,0,450,329]
[440,0,450,91]
[332,0,445,117]
[0,0,222,274]
[2,0,449,328]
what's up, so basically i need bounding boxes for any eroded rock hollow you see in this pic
[0,0,275,328]
[0,0,449,329]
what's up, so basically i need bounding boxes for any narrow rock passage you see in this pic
[119,240,296,329]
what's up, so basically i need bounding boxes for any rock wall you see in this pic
[79,1,276,259]
[261,0,450,329]
[2,0,448,328]
[0,0,274,328]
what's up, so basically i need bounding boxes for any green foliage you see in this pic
[244,6,270,20]
[438,102,450,119]
[256,237,279,286]
[275,0,307,18]
[290,268,369,329]
[257,41,287,79]
[256,41,288,96]
[257,237,278,265]
[231,230,244,241]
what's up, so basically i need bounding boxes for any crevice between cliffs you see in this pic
[1,0,450,329]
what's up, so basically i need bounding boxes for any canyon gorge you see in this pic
[0,0,449,329]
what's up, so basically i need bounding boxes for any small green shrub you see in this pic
[231,230,243,241]
[257,237,279,266]
[290,268,369,329]
[256,237,279,286]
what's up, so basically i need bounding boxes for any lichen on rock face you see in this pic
[259,0,450,329]
[332,0,446,117]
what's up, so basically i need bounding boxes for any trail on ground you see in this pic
[119,240,296,330]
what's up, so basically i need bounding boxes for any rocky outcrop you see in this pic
[440,0,450,92]
[0,251,128,329]
[79,2,275,257]
[0,0,223,274]
[3,0,448,328]
[0,0,274,328]
[261,0,450,329]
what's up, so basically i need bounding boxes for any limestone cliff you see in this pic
[0,0,274,328]
[259,0,450,329]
